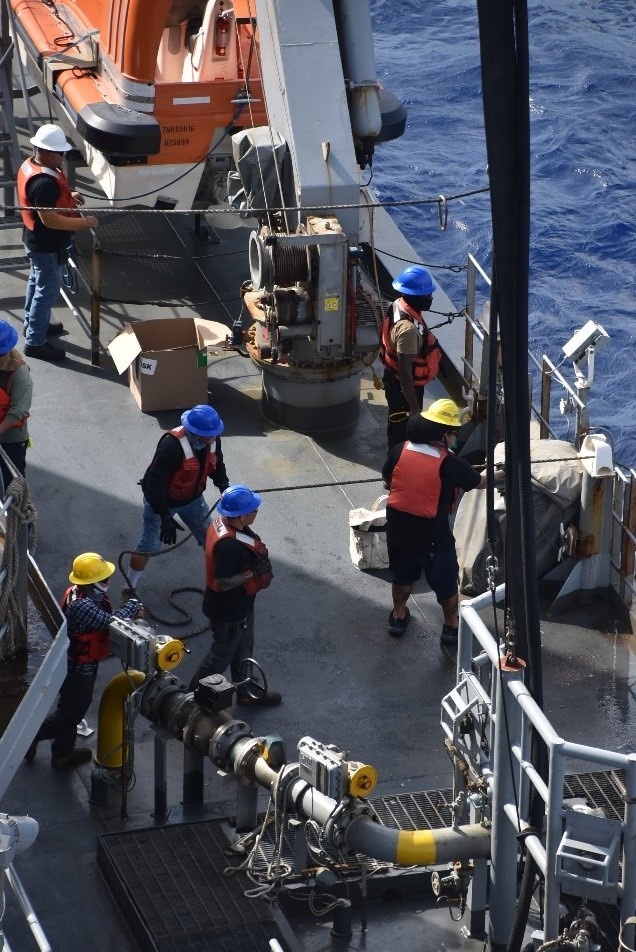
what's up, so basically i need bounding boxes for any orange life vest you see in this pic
[379,299,442,386]
[0,362,29,430]
[205,517,272,596]
[165,427,217,502]
[61,586,111,663]
[388,441,459,518]
[17,158,79,231]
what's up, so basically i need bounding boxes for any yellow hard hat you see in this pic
[69,552,116,586]
[421,398,463,429]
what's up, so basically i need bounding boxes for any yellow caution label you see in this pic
[396,830,437,866]
[324,296,339,312]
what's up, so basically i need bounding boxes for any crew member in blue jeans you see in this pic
[17,123,99,363]
[25,552,142,768]
[188,485,281,706]
[125,405,229,595]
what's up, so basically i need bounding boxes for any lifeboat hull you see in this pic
[10,0,266,206]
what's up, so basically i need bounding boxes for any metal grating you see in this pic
[369,788,453,830]
[563,770,626,822]
[98,820,290,952]
[98,771,627,949]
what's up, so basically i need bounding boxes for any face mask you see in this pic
[94,580,110,594]
[187,433,207,451]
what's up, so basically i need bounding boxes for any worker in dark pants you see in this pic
[189,485,281,706]
[25,552,142,768]
[382,400,504,647]
[0,319,32,493]
[379,265,442,451]
[125,404,229,596]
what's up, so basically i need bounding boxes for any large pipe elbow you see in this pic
[96,670,146,768]
[345,817,491,867]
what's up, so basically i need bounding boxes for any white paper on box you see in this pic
[140,356,157,375]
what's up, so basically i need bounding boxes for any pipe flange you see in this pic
[233,738,264,787]
[326,801,376,851]
[210,720,252,770]
[139,674,183,722]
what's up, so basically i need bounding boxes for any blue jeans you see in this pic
[135,494,213,554]
[24,248,63,346]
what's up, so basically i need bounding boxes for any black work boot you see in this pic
[52,747,92,768]
[24,739,38,762]
[24,341,66,362]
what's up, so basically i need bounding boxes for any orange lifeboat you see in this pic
[10,0,266,206]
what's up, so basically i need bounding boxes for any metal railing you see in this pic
[447,586,636,946]
[462,256,635,618]
[0,451,67,951]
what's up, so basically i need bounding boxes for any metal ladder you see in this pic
[0,0,34,230]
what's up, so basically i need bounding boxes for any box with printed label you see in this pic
[107,317,228,412]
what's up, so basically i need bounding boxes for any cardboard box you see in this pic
[108,318,228,412]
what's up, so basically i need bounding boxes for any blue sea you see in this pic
[370,0,636,464]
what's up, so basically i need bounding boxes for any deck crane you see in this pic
[231,0,406,431]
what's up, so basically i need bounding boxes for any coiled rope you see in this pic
[0,476,37,659]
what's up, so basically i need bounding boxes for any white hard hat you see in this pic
[29,124,72,153]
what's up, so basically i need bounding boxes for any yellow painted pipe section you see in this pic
[396,829,438,866]
[96,670,145,769]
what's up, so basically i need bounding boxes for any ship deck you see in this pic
[1,118,635,952]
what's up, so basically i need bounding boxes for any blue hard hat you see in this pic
[0,321,19,356]
[392,265,436,297]
[181,404,224,437]
[217,484,262,517]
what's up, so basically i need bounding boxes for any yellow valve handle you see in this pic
[348,762,378,797]
[156,638,186,671]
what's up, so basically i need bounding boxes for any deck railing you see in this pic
[447,586,636,947]
[462,257,635,618]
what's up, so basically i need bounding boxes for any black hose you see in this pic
[476,0,548,949]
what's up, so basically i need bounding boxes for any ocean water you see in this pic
[370,0,636,464]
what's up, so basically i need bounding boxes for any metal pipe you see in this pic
[5,866,51,952]
[345,817,490,866]
[560,741,630,770]
[543,741,566,940]
[506,680,563,747]
[621,756,636,948]
[95,670,145,768]
[510,743,550,804]
[489,662,524,947]
[501,805,546,875]
[139,682,494,870]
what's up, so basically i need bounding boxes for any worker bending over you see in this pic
[125,404,229,595]
[382,399,504,646]
[189,484,281,706]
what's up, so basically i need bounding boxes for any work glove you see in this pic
[251,557,272,578]
[160,516,183,546]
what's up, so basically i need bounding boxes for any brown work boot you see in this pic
[24,739,38,762]
[51,747,92,768]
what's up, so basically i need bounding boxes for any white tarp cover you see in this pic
[455,439,583,595]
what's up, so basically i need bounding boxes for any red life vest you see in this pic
[388,441,459,518]
[17,158,79,231]
[205,517,272,595]
[61,586,112,663]
[0,361,29,430]
[379,299,442,387]
[165,427,217,502]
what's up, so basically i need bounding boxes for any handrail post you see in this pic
[489,660,525,948]
[90,234,101,366]
[540,356,551,439]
